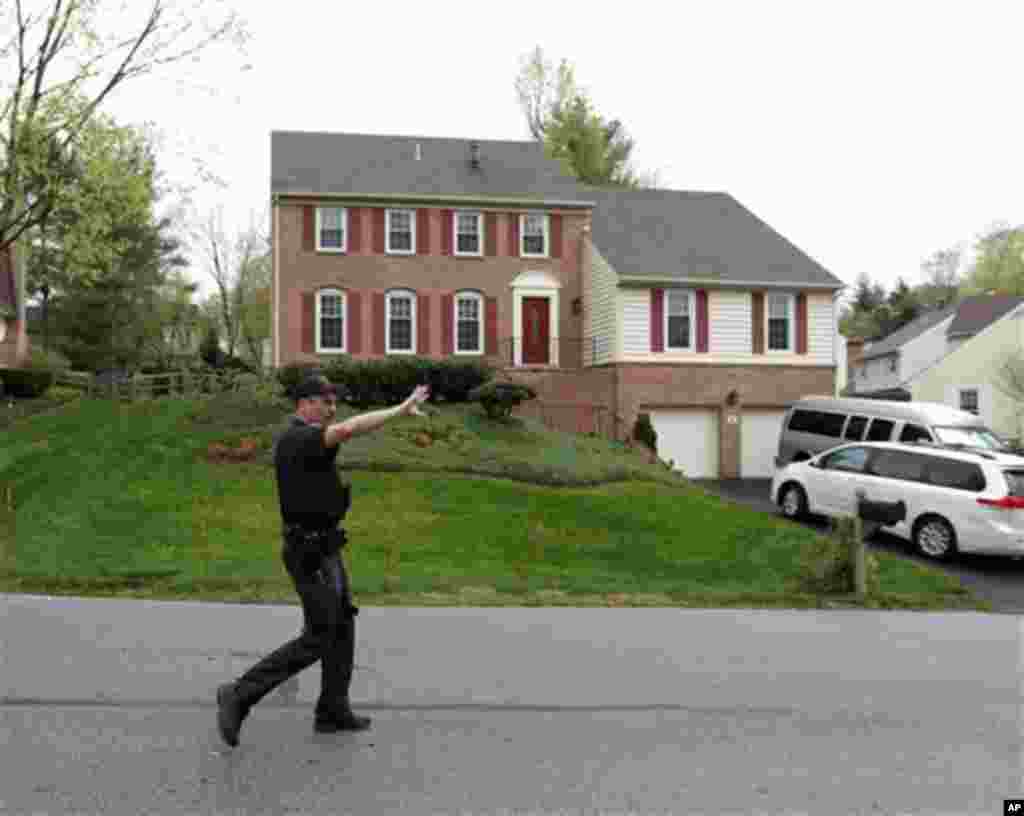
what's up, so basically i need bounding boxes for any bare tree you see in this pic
[514,46,579,141]
[194,207,267,364]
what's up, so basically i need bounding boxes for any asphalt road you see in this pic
[695,478,1024,614]
[1,595,1021,815]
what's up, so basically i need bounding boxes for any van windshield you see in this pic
[933,426,1007,451]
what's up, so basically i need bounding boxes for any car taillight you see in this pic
[977,496,1024,509]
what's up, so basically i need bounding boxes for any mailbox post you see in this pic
[853,489,907,596]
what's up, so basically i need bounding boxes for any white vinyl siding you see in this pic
[709,291,751,354]
[619,289,650,356]
[808,293,834,364]
[585,243,617,365]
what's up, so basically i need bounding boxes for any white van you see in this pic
[776,395,1006,469]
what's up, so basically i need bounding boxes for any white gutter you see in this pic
[272,190,595,210]
[273,201,280,369]
[617,277,843,290]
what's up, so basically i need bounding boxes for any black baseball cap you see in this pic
[294,376,337,402]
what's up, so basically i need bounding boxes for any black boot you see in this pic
[314,709,372,733]
[216,682,249,747]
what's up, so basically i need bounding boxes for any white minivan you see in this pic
[771,440,1024,560]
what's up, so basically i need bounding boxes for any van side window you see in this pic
[787,409,846,437]
[925,457,985,492]
[899,423,932,444]
[844,416,868,441]
[865,419,894,441]
[868,449,927,482]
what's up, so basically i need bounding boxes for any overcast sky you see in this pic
[105,0,1024,304]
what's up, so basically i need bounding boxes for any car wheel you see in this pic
[913,515,958,561]
[778,483,808,520]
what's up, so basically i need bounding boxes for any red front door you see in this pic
[522,297,550,365]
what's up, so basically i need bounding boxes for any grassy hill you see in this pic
[0,389,983,609]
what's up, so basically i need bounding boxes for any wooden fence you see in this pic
[55,369,264,401]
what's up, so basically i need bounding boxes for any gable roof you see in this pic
[584,188,843,289]
[860,304,957,360]
[270,131,593,206]
[946,294,1024,337]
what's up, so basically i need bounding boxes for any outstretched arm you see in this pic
[324,385,430,447]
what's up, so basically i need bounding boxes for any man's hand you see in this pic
[400,385,430,417]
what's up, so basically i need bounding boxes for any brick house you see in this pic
[271,131,845,478]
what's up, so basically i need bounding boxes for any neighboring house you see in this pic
[851,304,958,398]
[270,131,845,478]
[848,294,1024,440]
[0,243,29,367]
[909,296,1024,441]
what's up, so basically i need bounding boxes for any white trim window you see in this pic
[520,212,549,258]
[386,289,416,354]
[959,388,979,415]
[316,207,347,253]
[767,292,795,352]
[665,289,694,350]
[455,291,484,354]
[455,211,483,256]
[386,209,416,254]
[316,289,346,353]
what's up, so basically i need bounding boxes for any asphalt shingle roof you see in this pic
[946,294,1024,337]
[860,304,957,360]
[271,131,593,204]
[584,188,843,288]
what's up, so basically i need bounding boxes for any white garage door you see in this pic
[648,410,719,478]
[741,410,787,477]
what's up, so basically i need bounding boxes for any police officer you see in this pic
[216,375,430,747]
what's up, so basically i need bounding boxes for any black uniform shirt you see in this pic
[274,415,349,527]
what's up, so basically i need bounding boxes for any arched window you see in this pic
[454,291,484,354]
[316,288,346,353]
[386,288,417,354]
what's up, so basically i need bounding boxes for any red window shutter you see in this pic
[550,214,562,259]
[417,210,430,255]
[797,293,808,354]
[651,289,664,353]
[373,209,386,254]
[373,293,386,354]
[697,289,709,353]
[441,210,453,256]
[752,292,765,354]
[485,213,498,256]
[442,294,454,355]
[418,294,430,354]
[303,206,315,252]
[348,208,362,254]
[347,291,361,354]
[302,292,315,353]
[485,296,498,356]
[510,214,520,257]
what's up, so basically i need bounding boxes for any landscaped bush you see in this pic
[792,516,881,595]
[24,347,71,375]
[321,357,494,407]
[468,380,537,420]
[0,368,54,398]
[275,362,321,400]
[632,413,657,453]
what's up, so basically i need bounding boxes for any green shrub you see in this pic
[793,516,881,595]
[275,362,320,400]
[0,368,55,398]
[633,413,657,453]
[468,381,537,420]
[323,357,492,407]
[24,347,71,374]
[432,359,494,403]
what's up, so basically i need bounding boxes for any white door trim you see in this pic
[511,272,560,367]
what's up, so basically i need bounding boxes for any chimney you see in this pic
[415,142,422,161]
[846,336,865,391]
[469,141,480,169]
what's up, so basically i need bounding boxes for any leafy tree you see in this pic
[886,277,921,330]
[0,0,248,343]
[961,224,1024,296]
[918,244,963,309]
[199,324,223,368]
[514,46,652,188]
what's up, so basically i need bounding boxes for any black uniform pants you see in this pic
[232,528,358,720]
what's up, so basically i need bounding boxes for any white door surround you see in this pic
[510,269,561,367]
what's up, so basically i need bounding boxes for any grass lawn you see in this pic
[0,390,984,610]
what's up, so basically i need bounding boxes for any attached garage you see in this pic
[741,410,787,478]
[648,409,719,478]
